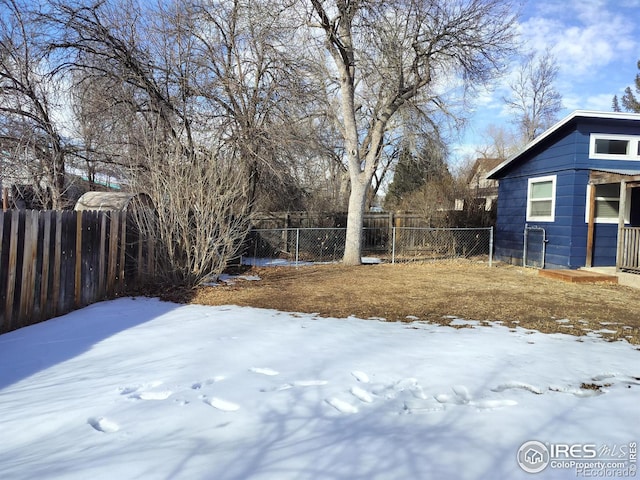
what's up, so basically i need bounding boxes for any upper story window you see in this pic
[526,175,556,222]
[590,134,640,160]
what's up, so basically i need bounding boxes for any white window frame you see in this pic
[589,134,640,160]
[585,183,631,224]
[526,175,556,222]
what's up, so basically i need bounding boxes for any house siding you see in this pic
[494,130,585,269]
[493,117,640,269]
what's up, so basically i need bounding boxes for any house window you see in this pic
[595,138,628,155]
[585,183,630,224]
[526,175,556,222]
[590,134,640,160]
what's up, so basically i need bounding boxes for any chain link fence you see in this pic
[241,227,493,266]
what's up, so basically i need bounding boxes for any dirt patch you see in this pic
[191,261,640,345]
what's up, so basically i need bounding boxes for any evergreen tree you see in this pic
[385,148,424,206]
[612,95,621,112]
[385,137,449,210]
[614,60,640,113]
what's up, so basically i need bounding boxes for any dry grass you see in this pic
[190,261,640,345]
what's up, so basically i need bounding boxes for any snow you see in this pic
[0,297,638,480]
[240,257,382,267]
[241,257,313,267]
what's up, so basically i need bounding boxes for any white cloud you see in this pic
[519,0,638,76]
[455,0,640,155]
[562,92,616,112]
[583,93,620,110]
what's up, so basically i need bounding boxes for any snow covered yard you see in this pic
[0,298,638,480]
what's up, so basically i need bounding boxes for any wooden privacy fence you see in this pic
[0,210,153,334]
[252,211,435,230]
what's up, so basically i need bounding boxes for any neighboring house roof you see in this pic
[74,191,154,211]
[468,157,502,184]
[487,110,640,180]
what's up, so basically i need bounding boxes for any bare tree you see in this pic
[43,0,300,284]
[402,177,457,227]
[299,0,517,264]
[184,0,315,211]
[51,0,312,210]
[47,0,197,156]
[130,137,254,288]
[504,49,563,142]
[0,0,75,208]
[475,124,521,161]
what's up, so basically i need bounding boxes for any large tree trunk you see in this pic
[306,0,517,266]
[343,175,368,265]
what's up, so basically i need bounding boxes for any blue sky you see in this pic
[452,0,640,164]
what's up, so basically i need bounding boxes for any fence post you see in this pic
[98,213,107,295]
[52,211,62,316]
[391,227,396,264]
[40,211,52,321]
[75,210,83,307]
[4,210,19,330]
[18,211,38,326]
[388,211,394,257]
[0,211,3,328]
[107,211,119,295]
[295,228,300,267]
[283,213,290,253]
[489,226,494,267]
[118,212,126,290]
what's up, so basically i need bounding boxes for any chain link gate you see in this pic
[523,226,547,268]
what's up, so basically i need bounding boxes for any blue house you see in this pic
[487,110,640,271]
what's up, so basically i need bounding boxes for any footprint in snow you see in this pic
[434,393,454,404]
[403,392,456,414]
[452,385,472,403]
[351,371,370,383]
[293,380,328,387]
[432,385,518,410]
[130,390,173,400]
[260,383,293,392]
[549,385,603,397]
[88,417,120,433]
[435,385,472,405]
[119,386,139,395]
[472,399,518,409]
[119,381,163,396]
[492,381,543,395]
[350,386,373,403]
[249,367,279,376]
[394,378,421,392]
[403,400,445,414]
[370,378,425,400]
[192,376,225,390]
[260,380,327,392]
[205,397,240,412]
[325,397,358,414]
